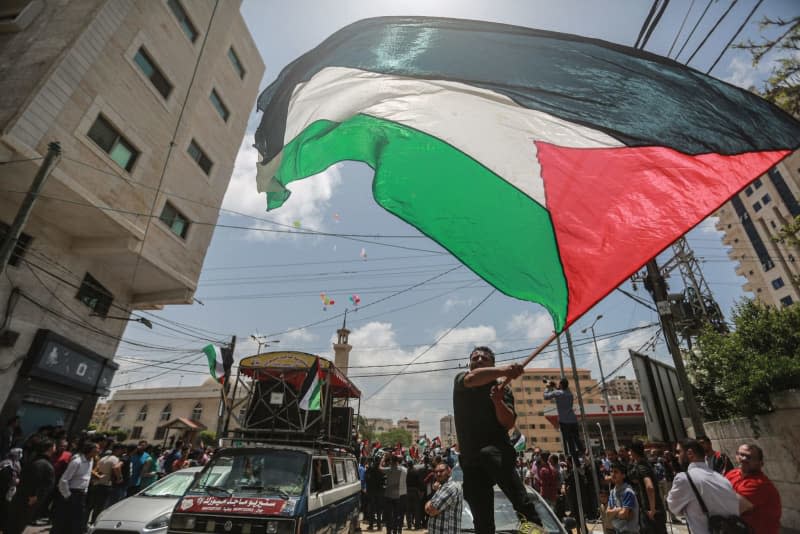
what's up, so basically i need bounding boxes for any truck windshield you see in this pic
[189,449,309,498]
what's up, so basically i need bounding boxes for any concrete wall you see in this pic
[705,389,800,532]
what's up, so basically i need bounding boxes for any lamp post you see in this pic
[582,315,620,451]
[250,334,279,354]
[596,422,607,451]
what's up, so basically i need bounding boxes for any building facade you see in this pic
[0,0,264,437]
[397,417,420,443]
[101,378,244,444]
[715,151,800,307]
[511,368,603,452]
[605,375,640,400]
[439,414,456,447]
[365,418,394,434]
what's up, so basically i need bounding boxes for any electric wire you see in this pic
[686,0,740,65]
[667,0,697,57]
[674,0,715,60]
[706,0,765,74]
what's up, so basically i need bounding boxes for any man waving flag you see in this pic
[254,16,800,332]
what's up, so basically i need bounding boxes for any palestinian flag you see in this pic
[255,17,800,330]
[203,344,225,384]
[299,356,323,411]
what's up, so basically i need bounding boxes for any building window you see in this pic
[0,222,32,267]
[187,140,213,175]
[191,402,202,421]
[541,437,548,443]
[780,296,794,306]
[534,387,541,392]
[76,273,113,317]
[770,220,777,229]
[159,202,190,239]
[753,178,762,189]
[761,194,771,205]
[131,426,143,439]
[772,278,785,290]
[167,0,197,42]
[115,406,126,421]
[744,186,753,197]
[160,404,172,421]
[154,426,166,440]
[136,405,148,421]
[753,202,762,212]
[209,89,230,121]
[134,47,172,99]
[87,115,139,171]
[228,47,246,79]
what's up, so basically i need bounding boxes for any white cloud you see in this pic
[441,297,475,313]
[281,328,317,346]
[506,310,553,343]
[722,55,769,91]
[222,134,343,239]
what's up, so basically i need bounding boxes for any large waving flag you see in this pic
[254,17,800,331]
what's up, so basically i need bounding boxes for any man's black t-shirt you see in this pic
[453,371,515,459]
[627,459,663,513]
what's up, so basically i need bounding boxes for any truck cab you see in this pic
[169,352,362,534]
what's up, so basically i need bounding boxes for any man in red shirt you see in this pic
[537,452,558,509]
[725,443,781,534]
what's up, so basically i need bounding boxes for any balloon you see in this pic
[360,248,367,260]
[349,294,361,306]
[292,220,301,228]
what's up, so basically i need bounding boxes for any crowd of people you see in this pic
[0,416,215,534]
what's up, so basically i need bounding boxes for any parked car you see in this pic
[451,464,576,534]
[89,466,211,534]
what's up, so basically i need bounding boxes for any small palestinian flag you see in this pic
[299,356,323,411]
[255,17,800,330]
[203,344,225,384]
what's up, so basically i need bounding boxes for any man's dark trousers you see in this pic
[461,443,539,534]
[559,422,582,461]
[52,491,87,534]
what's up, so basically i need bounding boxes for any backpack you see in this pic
[685,472,751,534]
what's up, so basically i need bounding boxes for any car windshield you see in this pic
[140,471,195,498]
[189,449,309,498]
[453,465,563,534]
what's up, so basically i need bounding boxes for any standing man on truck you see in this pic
[453,346,540,534]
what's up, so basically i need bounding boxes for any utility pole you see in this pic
[556,332,566,379]
[0,142,61,277]
[565,328,602,533]
[645,259,705,436]
[583,316,620,451]
[216,335,236,441]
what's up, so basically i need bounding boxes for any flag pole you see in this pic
[499,330,558,388]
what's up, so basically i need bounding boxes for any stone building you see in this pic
[397,417,420,443]
[605,375,640,400]
[439,414,456,447]
[0,0,263,436]
[102,377,244,445]
[365,418,394,434]
[715,151,800,307]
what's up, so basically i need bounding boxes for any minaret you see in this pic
[333,310,352,375]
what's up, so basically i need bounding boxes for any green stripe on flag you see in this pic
[203,344,224,383]
[270,114,569,328]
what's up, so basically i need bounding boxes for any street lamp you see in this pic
[582,315,620,451]
[596,422,607,451]
[250,334,279,354]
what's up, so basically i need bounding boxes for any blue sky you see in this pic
[110,0,798,436]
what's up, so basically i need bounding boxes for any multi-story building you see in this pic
[440,414,456,446]
[365,418,394,434]
[511,368,603,452]
[715,151,800,308]
[102,377,246,445]
[397,417,420,443]
[90,400,111,428]
[0,0,264,436]
[605,375,640,400]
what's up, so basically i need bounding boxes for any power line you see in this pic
[706,0,764,74]
[668,0,697,57]
[640,0,671,50]
[675,0,715,60]
[686,0,740,65]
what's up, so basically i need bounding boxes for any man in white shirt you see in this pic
[380,453,408,534]
[667,439,739,534]
[54,442,99,534]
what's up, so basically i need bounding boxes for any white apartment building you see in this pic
[715,151,800,308]
[0,0,263,436]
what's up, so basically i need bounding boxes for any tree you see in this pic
[772,215,800,285]
[376,427,412,448]
[690,299,800,431]
[734,16,800,117]
[198,430,216,446]
[357,416,375,442]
